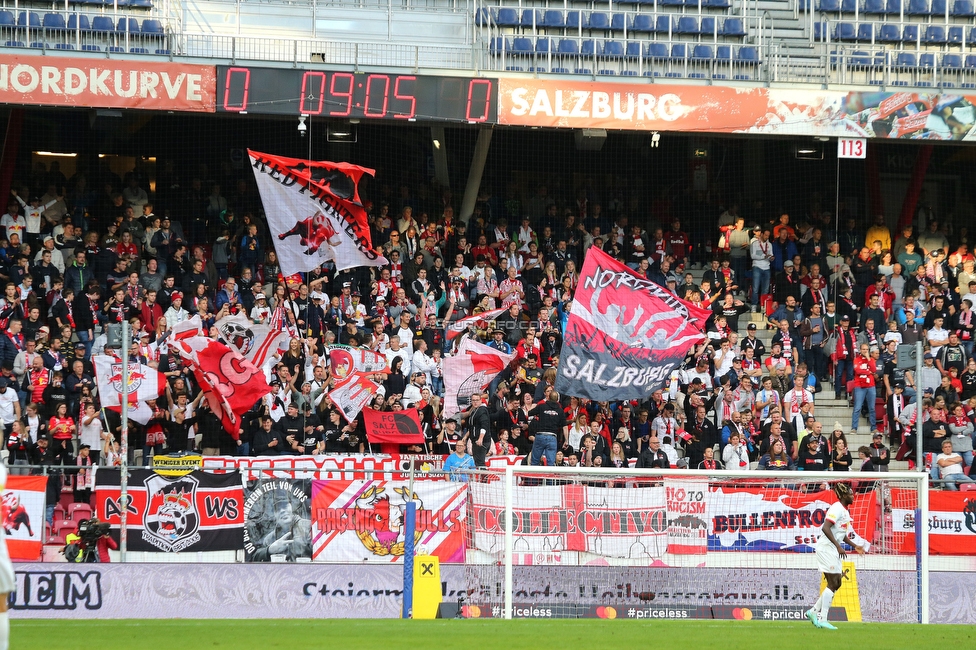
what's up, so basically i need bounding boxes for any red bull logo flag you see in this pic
[93,355,167,407]
[555,247,710,401]
[326,344,390,381]
[249,149,388,276]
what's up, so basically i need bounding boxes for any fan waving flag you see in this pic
[443,338,515,418]
[215,313,288,368]
[93,356,167,408]
[174,336,272,440]
[555,247,710,401]
[445,307,508,341]
[329,372,379,423]
[326,344,390,381]
[249,150,388,275]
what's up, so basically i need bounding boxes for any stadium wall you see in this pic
[8,563,975,624]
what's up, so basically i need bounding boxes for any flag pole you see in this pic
[119,320,130,562]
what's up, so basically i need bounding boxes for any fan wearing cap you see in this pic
[250,292,271,324]
[806,482,866,630]
[344,291,367,328]
[164,291,189,325]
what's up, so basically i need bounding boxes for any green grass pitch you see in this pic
[13,619,975,649]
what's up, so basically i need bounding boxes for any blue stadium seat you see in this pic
[511,37,533,53]
[849,50,871,66]
[923,25,946,43]
[4,41,26,47]
[117,17,140,33]
[834,22,856,40]
[573,68,591,74]
[813,21,827,40]
[969,26,976,42]
[670,43,688,60]
[877,23,901,42]
[0,11,14,27]
[948,26,963,43]
[142,19,163,34]
[535,38,552,53]
[931,0,947,12]
[567,11,582,30]
[952,0,976,14]
[610,14,627,32]
[625,41,642,59]
[943,53,962,68]
[588,12,610,31]
[902,24,919,43]
[631,15,654,33]
[883,0,903,13]
[551,67,570,74]
[488,37,510,53]
[557,39,579,56]
[722,18,746,37]
[29,42,45,49]
[18,12,41,28]
[604,41,625,57]
[895,52,917,68]
[737,46,760,62]
[857,23,874,41]
[474,8,490,26]
[107,46,125,53]
[676,17,699,35]
[716,45,732,59]
[659,0,684,5]
[704,0,732,7]
[655,16,673,34]
[54,43,75,50]
[646,42,669,59]
[520,9,542,29]
[129,47,149,54]
[692,45,714,59]
[67,15,91,31]
[620,70,637,77]
[580,40,602,56]
[129,0,154,7]
[91,16,115,32]
[841,0,858,11]
[597,69,616,76]
[907,0,929,13]
[495,8,519,27]
[43,13,67,31]
[819,0,841,10]
[541,10,565,29]
[863,0,886,12]
[918,52,936,69]
[700,17,717,37]
[81,44,101,52]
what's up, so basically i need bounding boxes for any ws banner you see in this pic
[707,487,877,552]
[311,479,467,563]
[243,478,312,562]
[468,481,667,562]
[555,247,709,401]
[890,488,976,555]
[95,470,244,553]
[2,475,47,560]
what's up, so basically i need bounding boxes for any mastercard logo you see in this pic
[732,607,753,620]
[462,605,482,618]
[595,606,617,619]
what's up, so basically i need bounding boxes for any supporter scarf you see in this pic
[88,297,100,327]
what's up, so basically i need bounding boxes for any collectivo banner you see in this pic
[469,481,668,561]
[243,478,313,562]
[95,470,244,553]
[555,246,709,401]
[2,475,47,560]
[310,479,467,563]
[0,55,215,112]
[497,79,976,140]
[890,488,976,555]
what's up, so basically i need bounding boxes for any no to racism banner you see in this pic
[95,470,244,553]
[0,55,215,112]
[2,475,47,560]
[311,479,467,563]
[497,79,976,141]
[555,246,709,401]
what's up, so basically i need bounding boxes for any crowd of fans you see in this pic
[1,161,974,526]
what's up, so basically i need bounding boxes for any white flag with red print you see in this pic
[215,313,288,368]
[249,150,388,276]
[442,338,515,418]
[329,372,379,424]
[445,307,508,341]
[174,336,273,440]
[93,355,167,408]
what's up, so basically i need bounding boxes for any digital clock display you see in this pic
[216,66,496,123]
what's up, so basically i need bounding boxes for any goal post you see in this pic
[463,467,929,623]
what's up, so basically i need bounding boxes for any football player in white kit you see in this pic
[806,482,866,630]
[0,462,14,649]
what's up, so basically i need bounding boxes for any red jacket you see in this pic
[853,355,877,388]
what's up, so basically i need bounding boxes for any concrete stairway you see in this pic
[749,0,827,83]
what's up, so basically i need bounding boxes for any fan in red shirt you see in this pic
[49,402,76,441]
[667,220,690,266]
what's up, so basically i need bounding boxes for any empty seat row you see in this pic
[806,0,973,14]
[0,11,164,34]
[491,37,760,61]
[478,0,733,27]
[819,21,976,42]
[3,41,169,54]
[478,9,745,36]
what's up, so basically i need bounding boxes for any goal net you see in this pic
[463,468,927,623]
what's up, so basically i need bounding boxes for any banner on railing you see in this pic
[95,470,244,553]
[0,55,216,112]
[891,488,976,556]
[497,80,976,141]
[243,478,312,562]
[204,453,524,480]
[2,475,47,560]
[311,479,467,563]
